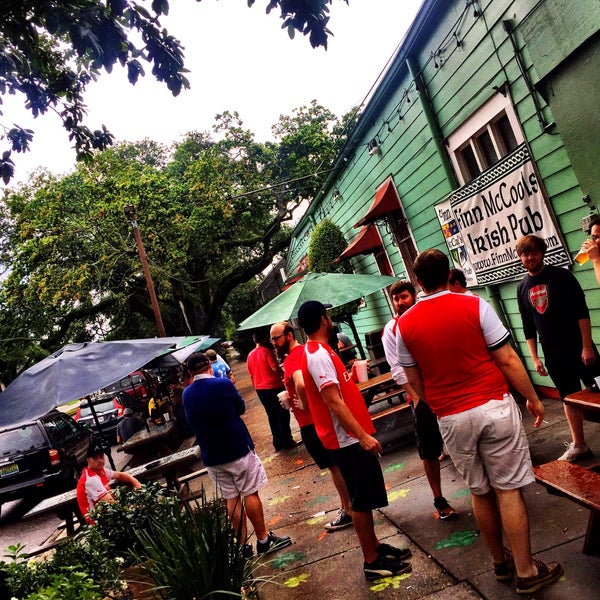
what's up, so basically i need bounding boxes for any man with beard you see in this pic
[516,234,600,461]
[269,320,352,531]
[382,280,457,521]
[298,301,412,581]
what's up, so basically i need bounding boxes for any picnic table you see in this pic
[23,446,202,536]
[564,388,600,422]
[117,420,176,463]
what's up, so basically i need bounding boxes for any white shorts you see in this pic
[206,450,268,500]
[438,396,534,495]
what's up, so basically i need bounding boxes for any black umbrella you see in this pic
[0,340,179,427]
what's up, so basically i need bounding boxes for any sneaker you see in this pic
[494,548,515,581]
[433,497,458,521]
[324,509,353,531]
[256,531,292,555]
[242,543,254,560]
[377,542,412,561]
[364,554,412,580]
[516,559,563,594]
[557,441,592,462]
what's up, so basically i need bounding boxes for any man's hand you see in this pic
[526,397,545,428]
[582,239,600,260]
[532,357,548,376]
[359,433,382,455]
[582,346,597,366]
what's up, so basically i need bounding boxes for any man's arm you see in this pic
[112,471,142,489]
[291,370,308,411]
[320,384,381,454]
[489,342,545,427]
[578,318,597,365]
[525,337,548,376]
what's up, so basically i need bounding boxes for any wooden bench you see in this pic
[370,401,411,423]
[533,460,600,555]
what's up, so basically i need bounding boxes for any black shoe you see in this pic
[324,509,353,531]
[242,543,254,560]
[434,496,458,521]
[376,542,412,561]
[256,531,292,555]
[364,554,412,580]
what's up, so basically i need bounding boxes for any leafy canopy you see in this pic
[0,0,347,182]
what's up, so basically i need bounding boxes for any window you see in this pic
[447,92,524,185]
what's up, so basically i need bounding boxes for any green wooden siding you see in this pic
[287,0,600,384]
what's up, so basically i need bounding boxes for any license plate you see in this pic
[0,463,19,477]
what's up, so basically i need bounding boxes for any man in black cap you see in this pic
[183,352,291,558]
[298,300,412,581]
[76,444,142,524]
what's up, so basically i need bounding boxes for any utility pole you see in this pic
[123,204,167,337]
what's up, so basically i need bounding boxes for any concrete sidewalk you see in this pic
[207,356,600,599]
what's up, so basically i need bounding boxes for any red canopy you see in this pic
[335,225,383,263]
[354,176,401,228]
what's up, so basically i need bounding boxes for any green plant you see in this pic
[24,568,103,600]
[133,491,255,599]
[90,481,177,566]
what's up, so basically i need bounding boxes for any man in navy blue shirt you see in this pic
[183,352,291,558]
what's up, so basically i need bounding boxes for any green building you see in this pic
[286,0,600,395]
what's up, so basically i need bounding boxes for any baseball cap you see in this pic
[187,352,210,372]
[297,300,333,335]
[87,443,105,458]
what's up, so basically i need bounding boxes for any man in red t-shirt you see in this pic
[396,249,561,595]
[76,443,142,524]
[298,301,412,581]
[270,320,352,531]
[246,330,296,451]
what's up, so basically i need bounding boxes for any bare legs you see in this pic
[352,509,380,563]
[422,458,442,499]
[471,488,537,578]
[564,403,586,447]
[226,492,268,544]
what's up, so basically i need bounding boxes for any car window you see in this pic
[44,414,72,443]
[79,400,116,417]
[0,424,45,454]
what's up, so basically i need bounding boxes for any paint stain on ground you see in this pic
[306,515,327,526]
[280,477,295,485]
[295,459,304,465]
[370,572,412,591]
[306,494,330,507]
[267,515,282,527]
[268,495,292,506]
[387,488,411,502]
[268,550,306,569]
[283,573,310,588]
[434,529,480,549]
[317,531,328,541]
[318,470,329,478]
[263,455,276,464]
[383,462,406,473]
[451,488,471,499]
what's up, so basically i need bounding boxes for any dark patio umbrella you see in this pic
[0,339,179,427]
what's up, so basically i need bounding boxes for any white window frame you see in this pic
[446,92,525,185]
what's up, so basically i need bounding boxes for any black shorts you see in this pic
[300,424,334,469]
[330,443,388,512]
[412,399,443,461]
[543,344,600,398]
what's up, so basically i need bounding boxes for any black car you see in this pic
[74,392,126,443]
[0,410,92,514]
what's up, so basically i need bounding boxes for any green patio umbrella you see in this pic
[237,271,398,330]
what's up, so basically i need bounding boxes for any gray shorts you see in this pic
[437,396,534,495]
[206,450,268,500]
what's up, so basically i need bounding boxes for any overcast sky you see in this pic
[5,0,423,184]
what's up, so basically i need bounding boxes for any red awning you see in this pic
[282,270,307,291]
[354,175,401,228]
[335,224,383,263]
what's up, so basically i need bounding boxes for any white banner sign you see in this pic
[436,144,569,285]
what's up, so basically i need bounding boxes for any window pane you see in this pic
[496,114,518,153]
[477,130,498,168]
[459,144,481,179]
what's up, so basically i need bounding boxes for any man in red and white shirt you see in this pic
[76,444,142,524]
[396,249,562,595]
[298,301,412,581]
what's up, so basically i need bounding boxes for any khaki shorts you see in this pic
[207,450,268,500]
[438,396,534,495]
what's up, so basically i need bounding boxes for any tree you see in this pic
[0,103,350,381]
[0,0,347,183]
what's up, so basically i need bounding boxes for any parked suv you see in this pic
[0,410,92,514]
[104,370,156,415]
[74,392,125,443]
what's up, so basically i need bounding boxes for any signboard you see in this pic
[436,144,569,285]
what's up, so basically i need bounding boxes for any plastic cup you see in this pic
[354,359,369,383]
[575,249,589,265]
[277,390,291,410]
